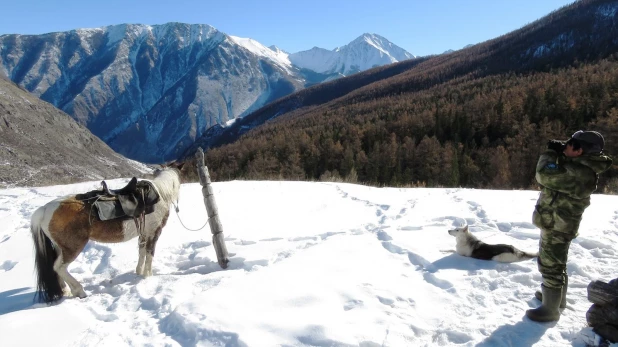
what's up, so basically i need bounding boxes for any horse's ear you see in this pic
[167,161,185,171]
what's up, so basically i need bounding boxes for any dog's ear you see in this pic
[463,225,469,232]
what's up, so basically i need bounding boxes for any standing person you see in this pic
[527,130,612,322]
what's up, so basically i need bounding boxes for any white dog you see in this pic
[448,225,538,262]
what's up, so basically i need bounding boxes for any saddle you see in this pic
[77,177,160,221]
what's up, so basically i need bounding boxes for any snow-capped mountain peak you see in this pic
[229,35,292,71]
[289,33,414,75]
[268,45,288,54]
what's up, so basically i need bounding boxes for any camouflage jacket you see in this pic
[533,149,613,235]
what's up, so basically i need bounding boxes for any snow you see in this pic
[529,32,575,59]
[229,35,292,73]
[225,118,237,127]
[289,34,414,76]
[94,155,153,175]
[597,4,618,18]
[0,180,616,346]
[105,24,128,46]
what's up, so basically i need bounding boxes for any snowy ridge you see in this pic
[290,33,415,75]
[289,46,338,73]
[0,181,614,346]
[597,3,618,18]
[229,35,293,73]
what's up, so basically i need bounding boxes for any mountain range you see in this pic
[2,0,617,190]
[288,34,414,75]
[190,0,618,190]
[0,28,413,163]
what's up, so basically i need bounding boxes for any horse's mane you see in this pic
[151,168,181,205]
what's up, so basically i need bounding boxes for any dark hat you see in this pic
[571,130,604,153]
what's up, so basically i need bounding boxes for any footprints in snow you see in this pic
[343,299,363,311]
[333,187,538,295]
[163,230,353,276]
[0,260,17,271]
[335,186,460,291]
[446,193,537,234]
[379,239,456,292]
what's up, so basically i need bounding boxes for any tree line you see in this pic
[186,56,618,193]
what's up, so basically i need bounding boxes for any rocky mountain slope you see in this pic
[0,73,149,188]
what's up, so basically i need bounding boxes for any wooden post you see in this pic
[586,279,618,344]
[195,147,229,269]
[587,304,618,326]
[587,304,618,343]
[594,324,618,344]
[588,280,618,306]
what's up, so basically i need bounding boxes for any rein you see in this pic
[172,202,209,231]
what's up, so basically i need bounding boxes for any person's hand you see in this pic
[547,140,566,153]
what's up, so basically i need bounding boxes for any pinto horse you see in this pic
[30,167,181,303]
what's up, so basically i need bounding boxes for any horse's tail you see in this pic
[31,206,64,303]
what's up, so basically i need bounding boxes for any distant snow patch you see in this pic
[533,45,550,58]
[229,35,292,72]
[124,158,154,173]
[95,156,118,167]
[225,118,237,127]
[105,24,128,46]
[529,32,575,58]
[596,4,618,18]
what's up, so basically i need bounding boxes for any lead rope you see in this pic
[172,202,209,231]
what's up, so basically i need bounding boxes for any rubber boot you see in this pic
[526,285,562,322]
[535,275,567,308]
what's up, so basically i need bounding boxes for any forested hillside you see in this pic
[188,0,618,192]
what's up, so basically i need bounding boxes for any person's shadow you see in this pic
[0,287,36,315]
[476,319,552,346]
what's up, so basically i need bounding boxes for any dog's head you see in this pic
[448,224,469,237]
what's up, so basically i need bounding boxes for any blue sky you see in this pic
[0,0,575,56]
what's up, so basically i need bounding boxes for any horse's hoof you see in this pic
[73,290,87,299]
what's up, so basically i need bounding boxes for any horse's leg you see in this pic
[136,235,147,276]
[60,279,70,296]
[54,241,88,299]
[143,223,165,277]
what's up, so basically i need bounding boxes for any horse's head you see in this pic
[152,166,182,210]
[158,161,185,172]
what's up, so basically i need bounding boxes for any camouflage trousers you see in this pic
[538,228,576,289]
